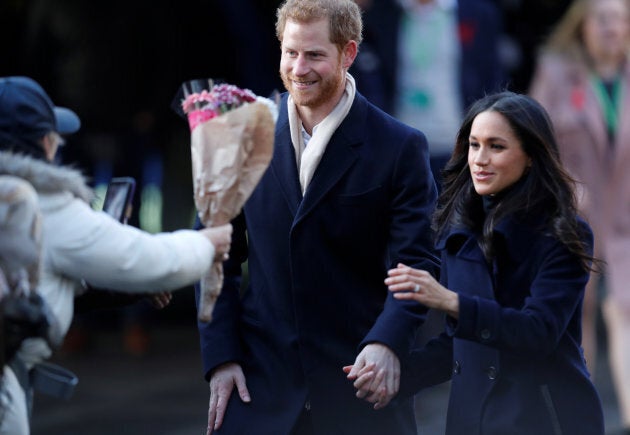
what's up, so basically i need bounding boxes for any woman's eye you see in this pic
[469,141,479,149]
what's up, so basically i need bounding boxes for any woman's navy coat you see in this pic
[402,215,605,435]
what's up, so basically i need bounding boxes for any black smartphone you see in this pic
[102,177,136,224]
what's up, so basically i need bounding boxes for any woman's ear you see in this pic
[39,131,64,162]
[39,132,57,162]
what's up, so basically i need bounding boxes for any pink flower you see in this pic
[181,83,257,122]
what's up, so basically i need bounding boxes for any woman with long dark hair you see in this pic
[348,92,604,434]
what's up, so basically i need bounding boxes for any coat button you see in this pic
[480,329,491,340]
[304,401,311,411]
[453,360,461,375]
[486,366,497,380]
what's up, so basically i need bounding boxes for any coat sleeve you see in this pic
[196,211,248,379]
[398,332,453,398]
[45,197,214,292]
[361,127,440,357]
[398,249,453,397]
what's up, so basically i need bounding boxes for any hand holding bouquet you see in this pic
[178,79,276,322]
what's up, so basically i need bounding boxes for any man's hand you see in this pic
[206,362,250,435]
[344,343,400,410]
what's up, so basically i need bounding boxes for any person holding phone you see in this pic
[0,76,232,434]
[72,177,172,315]
[102,177,136,224]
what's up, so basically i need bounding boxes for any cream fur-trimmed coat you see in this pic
[0,151,214,366]
[530,52,630,309]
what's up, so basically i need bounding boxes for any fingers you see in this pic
[347,344,400,410]
[346,354,366,378]
[356,367,384,399]
[376,355,400,410]
[161,292,173,306]
[366,368,399,410]
[208,362,242,433]
[374,393,392,410]
[202,224,233,259]
[207,383,218,435]
[387,364,400,400]
[385,265,434,294]
[234,375,251,403]
[211,378,238,431]
[213,387,228,431]
[345,362,374,380]
[352,368,376,391]
[151,292,172,309]
[357,369,394,410]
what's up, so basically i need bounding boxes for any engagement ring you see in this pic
[413,284,420,293]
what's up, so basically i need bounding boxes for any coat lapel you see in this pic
[268,95,303,217]
[295,131,359,224]
[293,96,366,225]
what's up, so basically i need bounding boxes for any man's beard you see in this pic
[281,65,345,109]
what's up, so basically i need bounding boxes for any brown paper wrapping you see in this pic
[191,101,275,321]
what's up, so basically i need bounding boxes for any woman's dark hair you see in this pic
[435,91,597,271]
[0,138,47,161]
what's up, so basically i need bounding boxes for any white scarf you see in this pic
[288,73,356,193]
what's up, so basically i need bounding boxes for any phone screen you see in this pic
[102,177,136,223]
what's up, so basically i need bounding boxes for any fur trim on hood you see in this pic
[0,151,93,203]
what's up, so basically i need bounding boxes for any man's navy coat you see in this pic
[197,91,440,434]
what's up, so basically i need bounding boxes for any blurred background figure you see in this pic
[213,0,283,97]
[493,0,573,93]
[0,176,41,301]
[0,175,55,435]
[351,0,506,191]
[529,1,630,433]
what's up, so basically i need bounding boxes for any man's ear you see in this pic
[342,40,358,69]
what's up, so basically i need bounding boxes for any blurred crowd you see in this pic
[0,0,569,217]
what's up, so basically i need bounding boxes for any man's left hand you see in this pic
[344,343,400,410]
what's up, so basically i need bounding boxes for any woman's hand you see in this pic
[385,263,460,319]
[199,223,233,262]
[147,291,172,309]
[343,344,399,410]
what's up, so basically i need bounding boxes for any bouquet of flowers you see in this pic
[178,79,277,322]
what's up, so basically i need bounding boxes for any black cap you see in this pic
[0,76,81,155]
